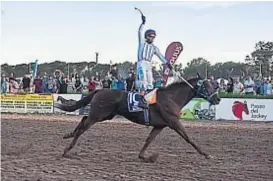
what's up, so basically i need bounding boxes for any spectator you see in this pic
[125,72,135,91]
[57,76,68,94]
[33,75,43,93]
[233,77,244,94]
[254,77,263,95]
[172,65,182,82]
[82,77,89,93]
[244,75,255,95]
[111,76,118,90]
[42,73,48,93]
[71,74,76,86]
[226,77,234,93]
[1,74,8,94]
[94,77,103,90]
[264,79,272,95]
[129,68,135,75]
[218,79,227,93]
[47,75,55,93]
[255,78,264,95]
[117,76,125,90]
[88,76,96,92]
[22,74,31,93]
[10,73,15,79]
[102,76,111,89]
[209,75,219,91]
[74,76,83,93]
[9,77,19,93]
[110,64,118,80]
[29,74,34,93]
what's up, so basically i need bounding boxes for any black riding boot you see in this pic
[138,96,149,109]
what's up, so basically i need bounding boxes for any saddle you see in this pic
[144,88,158,105]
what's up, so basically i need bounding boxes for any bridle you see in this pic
[195,79,218,103]
[173,70,218,103]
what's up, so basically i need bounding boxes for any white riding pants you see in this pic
[137,60,154,90]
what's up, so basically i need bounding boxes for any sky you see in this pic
[1,1,273,66]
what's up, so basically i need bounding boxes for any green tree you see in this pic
[247,41,273,77]
[183,57,211,78]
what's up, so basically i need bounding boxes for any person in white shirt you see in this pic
[244,75,255,95]
[233,77,244,94]
[172,65,182,82]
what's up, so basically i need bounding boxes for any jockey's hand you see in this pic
[142,15,146,24]
[166,62,173,70]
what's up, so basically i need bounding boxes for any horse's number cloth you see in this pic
[127,92,143,112]
[127,89,158,112]
[127,91,151,126]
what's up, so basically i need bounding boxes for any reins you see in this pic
[170,69,216,101]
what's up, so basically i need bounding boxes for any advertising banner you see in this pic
[1,94,53,114]
[180,98,216,120]
[215,98,273,121]
[53,94,82,115]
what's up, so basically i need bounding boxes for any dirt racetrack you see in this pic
[1,115,273,181]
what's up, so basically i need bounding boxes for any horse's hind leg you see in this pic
[62,104,117,157]
[63,116,88,139]
[63,116,96,157]
[139,127,164,163]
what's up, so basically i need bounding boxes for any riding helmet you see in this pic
[145,29,156,39]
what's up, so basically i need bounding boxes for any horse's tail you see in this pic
[54,90,99,112]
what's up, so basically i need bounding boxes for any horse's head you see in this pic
[243,101,249,114]
[195,73,221,105]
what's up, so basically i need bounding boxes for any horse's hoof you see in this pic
[62,153,68,158]
[63,133,73,139]
[205,154,213,159]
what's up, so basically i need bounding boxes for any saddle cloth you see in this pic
[127,88,158,113]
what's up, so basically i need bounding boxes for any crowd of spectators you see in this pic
[1,66,272,96]
[210,75,273,96]
[1,65,140,94]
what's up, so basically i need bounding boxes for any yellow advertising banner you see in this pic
[1,94,53,113]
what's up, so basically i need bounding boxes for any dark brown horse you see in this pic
[54,75,220,162]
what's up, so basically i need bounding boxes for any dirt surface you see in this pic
[1,116,273,181]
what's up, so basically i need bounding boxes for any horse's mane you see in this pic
[158,77,200,91]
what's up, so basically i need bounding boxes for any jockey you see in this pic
[137,15,172,109]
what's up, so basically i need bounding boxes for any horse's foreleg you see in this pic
[139,127,164,163]
[156,102,212,159]
[63,117,96,157]
[63,116,88,139]
[171,119,212,159]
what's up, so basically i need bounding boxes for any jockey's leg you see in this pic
[146,63,154,94]
[137,61,149,109]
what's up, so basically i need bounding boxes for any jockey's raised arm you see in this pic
[137,18,145,61]
[138,23,145,46]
